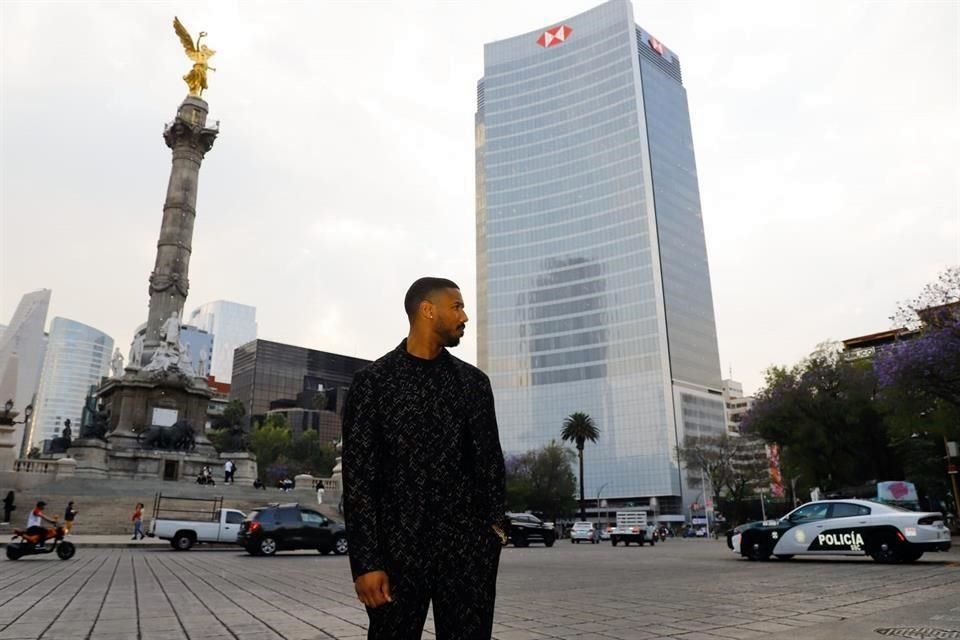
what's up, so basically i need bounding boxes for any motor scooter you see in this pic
[6,523,76,561]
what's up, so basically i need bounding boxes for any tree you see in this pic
[875,267,960,511]
[743,343,898,493]
[209,399,248,453]
[677,434,769,525]
[505,441,577,521]
[286,429,338,478]
[248,414,291,478]
[560,412,600,521]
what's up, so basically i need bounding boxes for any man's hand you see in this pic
[354,570,392,608]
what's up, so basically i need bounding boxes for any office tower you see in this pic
[187,301,257,383]
[29,318,113,449]
[0,289,51,456]
[476,0,725,519]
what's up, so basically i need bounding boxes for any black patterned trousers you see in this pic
[366,542,501,639]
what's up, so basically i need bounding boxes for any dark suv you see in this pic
[238,503,348,556]
[506,512,556,547]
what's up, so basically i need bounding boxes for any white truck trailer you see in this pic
[610,511,655,546]
[148,494,246,550]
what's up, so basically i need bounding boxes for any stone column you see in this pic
[143,97,218,365]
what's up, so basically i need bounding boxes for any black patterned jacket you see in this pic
[342,340,507,581]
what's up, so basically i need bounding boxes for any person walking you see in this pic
[131,503,145,540]
[2,490,14,524]
[343,277,507,640]
[63,501,78,535]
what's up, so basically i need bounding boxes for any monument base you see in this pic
[67,368,224,480]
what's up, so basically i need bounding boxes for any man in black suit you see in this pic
[343,277,507,640]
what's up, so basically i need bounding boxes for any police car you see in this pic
[729,499,951,563]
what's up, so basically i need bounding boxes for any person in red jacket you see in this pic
[131,503,145,540]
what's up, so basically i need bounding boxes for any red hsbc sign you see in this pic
[537,24,572,48]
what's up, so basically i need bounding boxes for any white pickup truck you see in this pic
[610,511,655,546]
[148,494,245,550]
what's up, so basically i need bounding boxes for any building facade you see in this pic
[476,0,725,518]
[722,379,754,436]
[187,301,258,383]
[229,339,370,435]
[0,289,52,456]
[28,318,113,450]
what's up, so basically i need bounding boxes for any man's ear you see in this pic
[420,299,435,320]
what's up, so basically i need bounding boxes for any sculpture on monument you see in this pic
[138,419,197,451]
[129,332,144,368]
[198,348,209,378]
[48,419,73,454]
[174,17,216,97]
[110,348,125,378]
[79,398,109,441]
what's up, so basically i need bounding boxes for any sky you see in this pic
[1,0,957,395]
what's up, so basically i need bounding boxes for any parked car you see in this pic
[506,512,556,547]
[570,521,599,544]
[238,503,348,556]
[148,494,245,551]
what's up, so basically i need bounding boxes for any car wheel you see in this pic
[173,533,194,551]
[259,537,277,556]
[900,549,923,563]
[870,540,903,564]
[745,541,771,561]
[512,534,528,548]
[611,538,618,546]
[544,536,555,548]
[571,538,575,544]
[333,536,349,555]
[246,544,261,556]
[57,542,76,561]
[775,554,794,561]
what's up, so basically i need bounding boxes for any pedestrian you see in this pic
[2,490,14,524]
[63,501,78,535]
[228,459,235,484]
[224,459,231,484]
[317,483,325,505]
[131,502,145,540]
[343,277,507,639]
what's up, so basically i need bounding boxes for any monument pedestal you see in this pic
[0,424,17,473]
[69,438,109,478]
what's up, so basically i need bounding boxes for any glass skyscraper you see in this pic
[476,0,725,519]
[0,289,51,457]
[187,300,258,383]
[29,317,112,450]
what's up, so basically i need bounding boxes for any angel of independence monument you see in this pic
[69,19,250,481]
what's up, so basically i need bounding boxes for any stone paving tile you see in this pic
[1,543,959,639]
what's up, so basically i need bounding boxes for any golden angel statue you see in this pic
[173,17,216,97]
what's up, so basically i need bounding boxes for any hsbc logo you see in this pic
[536,24,572,48]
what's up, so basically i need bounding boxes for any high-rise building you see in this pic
[476,0,725,520]
[230,339,370,434]
[29,318,113,450]
[187,301,257,383]
[0,289,52,456]
[722,379,754,436]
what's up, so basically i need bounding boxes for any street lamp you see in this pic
[596,482,609,539]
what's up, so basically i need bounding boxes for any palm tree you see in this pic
[561,412,600,521]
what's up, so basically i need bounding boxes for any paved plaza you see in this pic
[1,538,959,640]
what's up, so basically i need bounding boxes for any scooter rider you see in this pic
[26,501,58,547]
